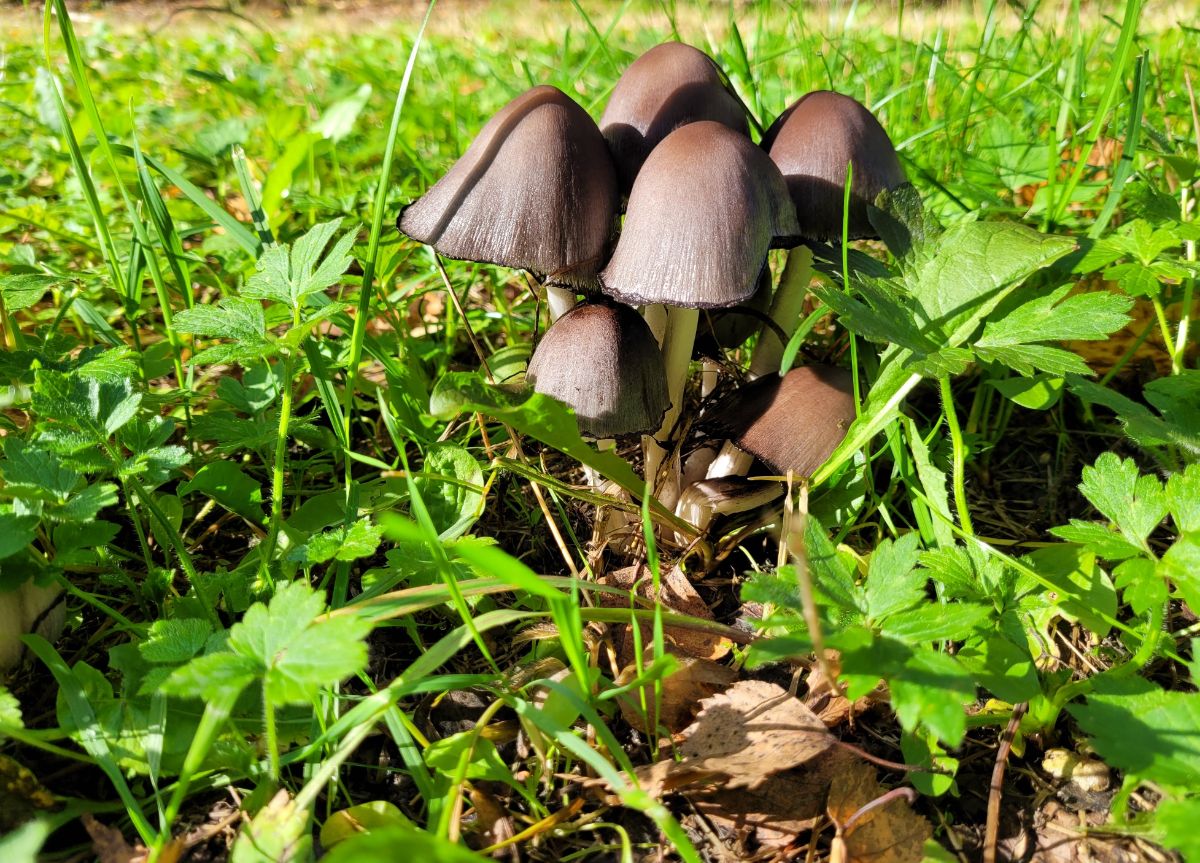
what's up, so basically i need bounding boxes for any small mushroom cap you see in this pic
[600,41,749,197]
[398,85,619,287]
[761,91,907,241]
[709,365,856,476]
[599,121,800,309]
[526,301,669,438]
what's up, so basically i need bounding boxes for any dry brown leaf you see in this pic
[616,653,738,734]
[827,761,931,863]
[599,564,730,668]
[632,679,835,796]
[804,656,887,728]
[83,813,148,863]
[693,747,858,849]
[468,785,516,848]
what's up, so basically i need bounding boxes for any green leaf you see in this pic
[907,220,1076,346]
[869,183,942,267]
[1113,558,1166,616]
[161,652,260,703]
[880,602,993,643]
[1157,796,1200,862]
[139,619,213,664]
[0,819,50,862]
[0,274,62,311]
[179,461,266,525]
[0,686,23,728]
[424,732,513,783]
[1159,533,1200,613]
[414,444,484,540]
[56,482,118,522]
[429,372,645,499]
[242,219,357,309]
[974,343,1092,376]
[1069,676,1200,790]
[1025,544,1116,637]
[3,437,79,500]
[313,84,373,142]
[174,297,268,342]
[957,636,1039,703]
[296,520,384,565]
[1070,376,1200,458]
[976,284,1132,345]
[988,373,1064,410]
[0,513,40,559]
[1049,520,1144,561]
[1077,453,1168,549]
[864,534,925,622]
[1166,464,1200,532]
[322,826,491,863]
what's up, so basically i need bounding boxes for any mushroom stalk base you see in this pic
[644,306,700,509]
[748,244,814,379]
[705,440,755,480]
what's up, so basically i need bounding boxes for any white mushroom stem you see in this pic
[699,359,720,398]
[546,284,577,322]
[675,478,784,532]
[582,438,615,488]
[681,446,718,487]
[747,244,814,379]
[643,305,699,508]
[705,439,755,480]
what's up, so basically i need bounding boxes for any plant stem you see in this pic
[939,375,974,536]
[748,245,813,378]
[644,306,699,508]
[259,346,297,586]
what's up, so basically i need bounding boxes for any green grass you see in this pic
[0,1,1198,861]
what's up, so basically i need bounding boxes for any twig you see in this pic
[984,701,1029,863]
[783,473,837,694]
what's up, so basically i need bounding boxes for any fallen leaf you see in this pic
[468,785,516,847]
[633,679,834,795]
[599,564,730,668]
[83,814,147,863]
[827,761,930,863]
[694,747,859,849]
[804,655,887,728]
[616,652,737,734]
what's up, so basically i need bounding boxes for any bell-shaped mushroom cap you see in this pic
[600,42,749,197]
[761,91,907,241]
[398,85,619,288]
[599,121,800,309]
[526,301,669,438]
[709,365,856,476]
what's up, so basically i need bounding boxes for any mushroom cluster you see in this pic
[398,41,906,542]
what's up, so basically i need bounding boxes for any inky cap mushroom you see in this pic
[600,41,749,197]
[599,121,800,309]
[526,301,669,438]
[761,90,906,241]
[708,365,856,476]
[398,85,619,288]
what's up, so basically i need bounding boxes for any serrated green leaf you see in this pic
[1113,558,1166,616]
[0,274,61,311]
[809,279,931,352]
[1069,377,1200,457]
[1103,261,1161,296]
[864,534,925,622]
[321,825,491,863]
[1049,520,1144,561]
[1078,453,1168,549]
[54,481,118,522]
[414,444,484,540]
[242,219,357,309]
[1157,797,1200,862]
[880,602,992,642]
[174,297,267,342]
[296,520,384,565]
[1025,544,1115,636]
[1069,676,1200,790]
[988,373,1064,410]
[907,221,1076,346]
[424,732,512,783]
[139,619,213,664]
[0,513,39,559]
[958,636,1039,703]
[974,343,1092,376]
[1166,464,1200,532]
[1160,533,1200,613]
[2,438,78,499]
[161,652,259,702]
[803,516,863,616]
[977,284,1133,345]
[869,183,941,266]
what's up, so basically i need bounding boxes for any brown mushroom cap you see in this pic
[526,301,669,438]
[761,91,906,241]
[600,41,749,198]
[599,121,800,309]
[709,365,856,476]
[398,85,619,288]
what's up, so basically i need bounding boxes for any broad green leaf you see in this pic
[1166,464,1200,532]
[889,645,974,745]
[179,461,266,525]
[424,732,512,783]
[973,343,1091,376]
[174,297,268,342]
[957,636,1039,703]
[230,791,311,863]
[0,819,50,862]
[1078,453,1168,549]
[907,221,1076,345]
[139,619,213,664]
[1113,558,1166,616]
[0,274,61,311]
[1157,797,1200,863]
[1025,544,1115,636]
[0,513,40,559]
[864,534,925,622]
[429,372,644,498]
[296,520,384,565]
[1070,377,1200,457]
[869,183,941,267]
[1049,520,1144,561]
[161,652,260,703]
[56,482,118,522]
[2,438,79,499]
[803,516,862,616]
[320,801,412,849]
[976,284,1132,345]
[0,686,23,727]
[809,279,931,352]
[1069,676,1200,790]
[414,444,484,540]
[988,373,1064,410]
[242,218,357,309]
[1159,533,1200,613]
[880,602,993,643]
[903,416,954,547]
[321,826,491,863]
[313,84,373,142]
